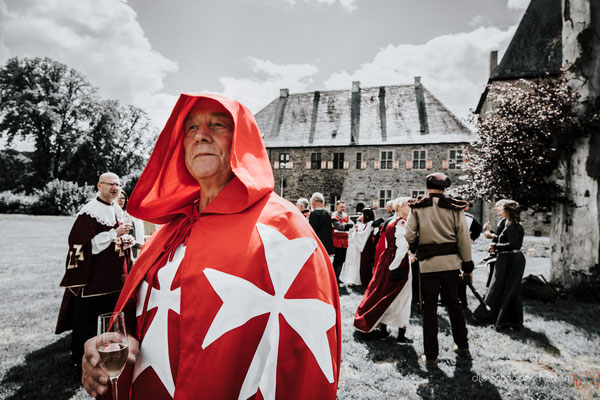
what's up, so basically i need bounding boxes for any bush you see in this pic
[30,179,96,216]
[0,191,38,213]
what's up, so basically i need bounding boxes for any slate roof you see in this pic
[475,0,563,113]
[491,0,562,81]
[255,84,473,148]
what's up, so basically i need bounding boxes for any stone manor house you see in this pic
[254,78,478,219]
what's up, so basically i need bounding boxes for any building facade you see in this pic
[255,79,479,219]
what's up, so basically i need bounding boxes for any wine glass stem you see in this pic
[111,377,119,400]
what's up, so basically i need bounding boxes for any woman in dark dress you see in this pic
[474,201,526,330]
[359,208,376,285]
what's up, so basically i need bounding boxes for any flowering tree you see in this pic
[461,77,596,211]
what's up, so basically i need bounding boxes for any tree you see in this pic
[460,78,595,211]
[65,100,156,189]
[0,57,97,189]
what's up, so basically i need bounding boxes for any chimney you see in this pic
[350,81,361,144]
[414,76,429,135]
[270,88,289,137]
[489,51,498,77]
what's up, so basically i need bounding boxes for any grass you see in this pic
[0,214,598,399]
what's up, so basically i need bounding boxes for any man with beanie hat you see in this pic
[405,172,474,366]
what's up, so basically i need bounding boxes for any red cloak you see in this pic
[109,94,341,400]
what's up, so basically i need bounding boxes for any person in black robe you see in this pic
[473,200,526,330]
[308,192,334,255]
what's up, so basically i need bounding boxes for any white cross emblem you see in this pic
[202,223,336,400]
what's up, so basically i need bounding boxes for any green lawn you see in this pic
[0,214,598,399]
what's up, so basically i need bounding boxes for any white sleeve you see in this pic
[355,222,374,251]
[389,225,409,271]
[91,229,117,255]
[133,218,145,245]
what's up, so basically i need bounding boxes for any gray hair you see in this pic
[310,192,325,203]
[296,197,309,209]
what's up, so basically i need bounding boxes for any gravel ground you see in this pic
[0,214,598,399]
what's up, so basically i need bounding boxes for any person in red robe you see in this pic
[81,94,341,400]
[353,198,413,343]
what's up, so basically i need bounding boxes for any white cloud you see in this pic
[0,0,177,128]
[279,0,356,12]
[469,14,493,28]
[219,57,319,112]
[323,25,517,120]
[507,0,530,10]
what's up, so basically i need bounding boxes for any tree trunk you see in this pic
[551,0,600,289]
[550,136,600,289]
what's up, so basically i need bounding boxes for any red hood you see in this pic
[128,94,274,224]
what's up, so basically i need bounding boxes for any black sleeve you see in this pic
[470,218,482,241]
[309,211,319,232]
[492,218,506,244]
[494,224,524,251]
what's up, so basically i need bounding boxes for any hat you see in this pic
[426,172,451,189]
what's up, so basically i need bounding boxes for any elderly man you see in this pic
[82,95,341,400]
[405,173,474,367]
[55,172,132,377]
[308,192,335,256]
[296,197,310,219]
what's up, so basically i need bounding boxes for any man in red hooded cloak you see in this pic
[81,94,341,400]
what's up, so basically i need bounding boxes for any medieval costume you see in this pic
[405,173,474,363]
[353,217,412,337]
[473,222,526,329]
[340,220,374,286]
[331,211,354,280]
[55,197,128,366]
[107,94,341,400]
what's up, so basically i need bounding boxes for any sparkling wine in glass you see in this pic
[97,312,128,400]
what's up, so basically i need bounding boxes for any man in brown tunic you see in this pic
[405,172,474,366]
[55,172,133,376]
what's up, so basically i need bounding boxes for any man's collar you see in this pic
[96,196,112,206]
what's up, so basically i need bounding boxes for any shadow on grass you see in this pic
[503,327,561,356]
[524,299,600,337]
[417,359,502,400]
[353,331,428,379]
[339,284,366,297]
[1,334,81,400]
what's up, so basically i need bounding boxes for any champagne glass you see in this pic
[97,312,128,400]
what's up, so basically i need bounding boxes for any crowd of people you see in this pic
[297,174,527,367]
[54,94,528,398]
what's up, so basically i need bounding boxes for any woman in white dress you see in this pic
[340,209,375,286]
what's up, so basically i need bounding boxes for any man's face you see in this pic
[183,101,235,184]
[97,175,121,203]
[337,203,346,214]
[386,204,393,213]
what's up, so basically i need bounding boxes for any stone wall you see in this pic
[269,143,551,236]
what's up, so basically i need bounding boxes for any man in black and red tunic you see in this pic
[55,172,133,376]
[331,200,354,281]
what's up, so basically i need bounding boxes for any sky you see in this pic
[0,0,529,132]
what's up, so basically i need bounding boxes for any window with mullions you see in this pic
[412,150,427,170]
[379,189,392,208]
[448,149,464,169]
[380,151,393,170]
[411,190,425,198]
[279,153,290,169]
[333,152,344,169]
[311,153,322,169]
